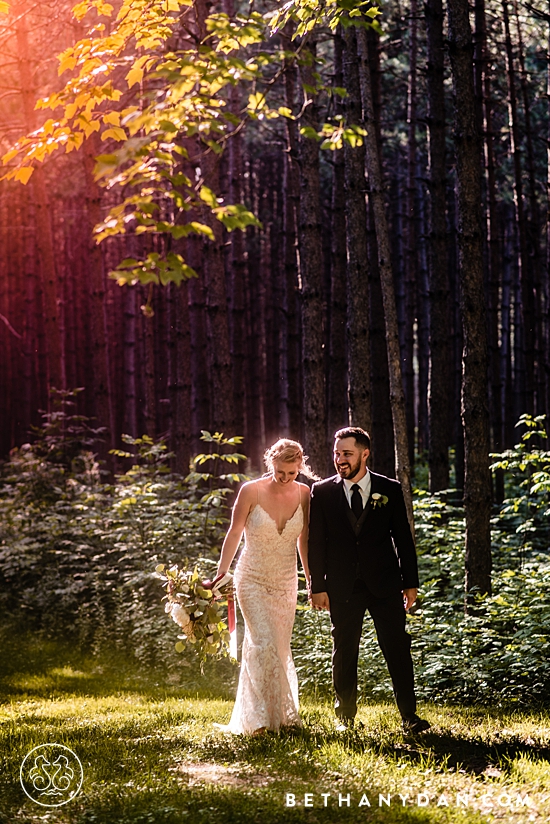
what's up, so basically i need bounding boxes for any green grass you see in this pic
[1,630,549,823]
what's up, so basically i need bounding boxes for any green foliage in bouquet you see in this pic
[156,564,234,664]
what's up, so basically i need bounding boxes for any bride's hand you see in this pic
[203,571,231,599]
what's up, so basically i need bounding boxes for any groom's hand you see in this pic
[311,591,330,611]
[403,588,417,611]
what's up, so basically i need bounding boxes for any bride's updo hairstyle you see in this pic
[264,439,320,481]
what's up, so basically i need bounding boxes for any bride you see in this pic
[214,439,316,734]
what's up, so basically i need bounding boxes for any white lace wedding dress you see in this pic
[227,493,303,734]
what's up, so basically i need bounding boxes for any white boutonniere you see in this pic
[371,492,389,509]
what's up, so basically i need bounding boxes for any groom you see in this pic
[308,426,430,734]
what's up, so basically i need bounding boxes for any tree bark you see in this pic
[83,133,115,451]
[404,0,419,467]
[142,285,157,439]
[342,26,372,434]
[200,149,235,435]
[15,1,63,394]
[475,0,504,500]
[425,0,451,491]
[512,0,544,415]
[502,0,534,415]
[171,282,192,474]
[225,65,247,440]
[365,29,395,476]
[328,31,349,439]
[282,24,303,443]
[447,0,492,596]
[122,285,137,438]
[244,158,266,469]
[297,37,327,475]
[356,24,414,531]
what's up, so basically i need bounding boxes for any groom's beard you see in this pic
[335,456,363,480]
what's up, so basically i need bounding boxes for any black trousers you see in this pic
[330,579,416,720]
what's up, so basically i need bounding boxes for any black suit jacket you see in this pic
[308,471,419,601]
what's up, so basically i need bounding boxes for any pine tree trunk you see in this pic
[142,285,157,438]
[369,225,396,476]
[356,25,414,531]
[19,185,40,436]
[475,0,504,500]
[225,70,247,439]
[416,189,430,457]
[447,0,492,597]
[172,282,192,474]
[425,0,451,491]
[502,0,534,415]
[328,31,349,439]
[282,31,303,441]
[404,0,419,467]
[362,30,395,475]
[83,133,114,451]
[342,26,371,434]
[0,193,13,455]
[513,0,544,415]
[201,149,235,435]
[122,285,137,438]
[547,5,550,433]
[501,215,514,447]
[259,156,278,444]
[298,38,327,475]
[15,1,63,394]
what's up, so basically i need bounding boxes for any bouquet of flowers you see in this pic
[156,564,236,662]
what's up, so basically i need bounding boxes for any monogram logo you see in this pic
[20,744,83,807]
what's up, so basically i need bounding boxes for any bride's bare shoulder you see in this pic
[238,478,266,499]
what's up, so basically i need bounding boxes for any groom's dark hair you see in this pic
[334,427,371,451]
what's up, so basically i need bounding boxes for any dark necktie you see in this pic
[351,483,363,519]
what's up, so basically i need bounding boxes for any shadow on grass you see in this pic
[196,719,550,780]
[0,626,548,823]
[0,623,236,703]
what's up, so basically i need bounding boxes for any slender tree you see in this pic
[447,0,492,596]
[297,37,327,474]
[83,132,115,450]
[425,0,451,491]
[282,24,303,442]
[502,0,533,416]
[356,22,414,529]
[342,25,372,433]
[327,31,349,439]
[404,0,419,466]
[15,0,63,394]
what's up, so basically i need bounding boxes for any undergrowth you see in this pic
[1,400,549,708]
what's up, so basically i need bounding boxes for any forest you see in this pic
[1,0,548,467]
[2,0,549,603]
[0,1,550,822]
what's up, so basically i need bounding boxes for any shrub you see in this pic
[2,408,549,706]
[0,401,246,676]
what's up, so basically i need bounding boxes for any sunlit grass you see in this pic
[0,634,549,823]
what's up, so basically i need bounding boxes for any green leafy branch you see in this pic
[269,0,382,36]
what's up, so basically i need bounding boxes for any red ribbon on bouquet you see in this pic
[227,590,237,660]
[203,572,238,660]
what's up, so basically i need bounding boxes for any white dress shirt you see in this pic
[343,470,371,510]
